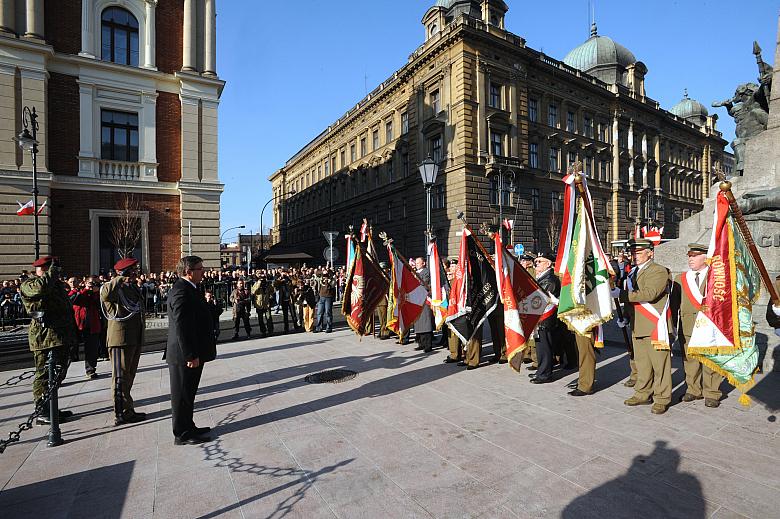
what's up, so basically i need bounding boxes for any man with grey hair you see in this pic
[166,256,217,445]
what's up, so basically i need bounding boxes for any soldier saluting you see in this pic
[671,243,724,408]
[20,256,77,425]
[101,257,146,426]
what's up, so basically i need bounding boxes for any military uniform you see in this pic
[101,258,146,424]
[376,264,390,339]
[617,240,672,414]
[532,255,561,383]
[671,243,723,407]
[570,332,597,395]
[20,258,78,411]
[251,278,274,337]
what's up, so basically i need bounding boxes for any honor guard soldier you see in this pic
[20,256,77,425]
[101,257,146,425]
[569,331,597,397]
[672,243,724,408]
[612,239,673,415]
[444,259,463,363]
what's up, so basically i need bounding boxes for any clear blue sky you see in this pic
[216,0,778,242]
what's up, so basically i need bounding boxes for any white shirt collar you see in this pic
[183,278,197,289]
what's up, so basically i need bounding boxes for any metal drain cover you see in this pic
[305,369,358,384]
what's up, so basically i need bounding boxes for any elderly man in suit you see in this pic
[414,257,435,353]
[166,256,217,445]
[671,243,724,408]
[612,239,673,415]
[101,257,146,426]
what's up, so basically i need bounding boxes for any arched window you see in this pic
[101,7,139,66]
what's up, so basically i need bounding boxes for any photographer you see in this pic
[273,273,295,333]
[20,256,77,425]
[229,278,252,340]
[71,276,102,379]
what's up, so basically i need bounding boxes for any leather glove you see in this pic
[610,287,621,299]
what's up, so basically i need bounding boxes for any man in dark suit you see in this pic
[166,256,217,445]
[531,251,560,384]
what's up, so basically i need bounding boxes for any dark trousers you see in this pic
[256,308,269,336]
[233,312,251,336]
[32,346,69,403]
[280,301,292,330]
[168,363,204,438]
[417,331,433,352]
[535,328,555,381]
[83,332,99,375]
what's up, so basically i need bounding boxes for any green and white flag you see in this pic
[557,196,614,335]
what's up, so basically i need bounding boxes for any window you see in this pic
[585,157,592,177]
[429,135,442,163]
[331,156,336,174]
[566,111,575,132]
[101,109,139,162]
[548,147,559,172]
[101,7,139,66]
[551,191,562,212]
[402,153,409,177]
[490,131,503,157]
[386,121,393,143]
[387,201,393,222]
[317,165,322,181]
[340,149,346,168]
[401,112,409,134]
[600,160,608,181]
[428,23,438,37]
[402,199,407,218]
[548,104,558,127]
[567,151,576,169]
[528,98,538,122]
[360,137,367,157]
[625,200,632,219]
[432,184,446,209]
[584,116,593,138]
[387,159,394,183]
[489,83,502,109]
[529,143,538,169]
[531,188,540,210]
[430,89,440,114]
[350,144,356,162]
[373,129,380,151]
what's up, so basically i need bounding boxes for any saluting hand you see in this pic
[186,358,200,368]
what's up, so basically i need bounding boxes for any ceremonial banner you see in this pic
[342,242,390,336]
[494,231,551,371]
[386,242,427,334]
[445,227,498,344]
[687,192,760,404]
[345,234,356,270]
[556,177,614,336]
[427,240,447,330]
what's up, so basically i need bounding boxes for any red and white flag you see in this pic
[16,199,45,216]
[359,219,369,242]
[645,226,663,246]
[427,239,447,330]
[387,242,427,335]
[494,230,552,371]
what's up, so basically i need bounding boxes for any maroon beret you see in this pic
[32,256,55,268]
[114,257,139,271]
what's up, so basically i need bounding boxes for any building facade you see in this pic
[270,0,727,262]
[0,0,224,278]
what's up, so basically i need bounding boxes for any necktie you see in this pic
[695,272,700,287]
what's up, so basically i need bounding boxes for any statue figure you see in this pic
[712,42,773,176]
[738,187,780,222]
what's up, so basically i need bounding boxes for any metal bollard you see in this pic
[46,349,63,447]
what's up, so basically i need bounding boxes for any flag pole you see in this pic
[718,179,780,304]
[572,168,634,358]
[379,232,426,286]
[456,211,494,258]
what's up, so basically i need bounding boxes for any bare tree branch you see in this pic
[111,194,142,260]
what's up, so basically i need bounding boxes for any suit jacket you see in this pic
[536,269,560,330]
[100,276,145,347]
[413,267,434,333]
[166,279,217,365]
[671,269,707,346]
[619,260,670,338]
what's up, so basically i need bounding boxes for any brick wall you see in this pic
[45,0,81,55]
[156,0,183,74]
[47,73,80,176]
[156,92,181,182]
[50,189,182,275]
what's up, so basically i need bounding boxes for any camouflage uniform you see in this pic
[20,264,78,403]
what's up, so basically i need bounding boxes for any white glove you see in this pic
[616,318,630,329]
[772,305,780,317]
[610,287,621,299]
[775,328,780,338]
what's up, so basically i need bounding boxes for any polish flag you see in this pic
[16,199,46,216]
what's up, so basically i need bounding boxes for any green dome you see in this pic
[670,90,708,121]
[563,23,637,73]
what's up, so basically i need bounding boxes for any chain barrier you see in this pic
[0,357,70,454]
[1,370,36,388]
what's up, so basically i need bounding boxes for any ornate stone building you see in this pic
[0,0,224,278]
[270,0,726,262]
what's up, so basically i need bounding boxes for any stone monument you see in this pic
[655,16,780,371]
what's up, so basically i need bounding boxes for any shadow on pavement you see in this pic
[561,441,706,519]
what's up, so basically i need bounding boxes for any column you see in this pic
[701,144,710,198]
[654,135,662,194]
[203,0,217,76]
[24,0,44,39]
[182,0,197,71]
[641,132,648,188]
[611,113,621,241]
[627,119,635,190]
[143,1,157,69]
[0,0,15,34]
[79,0,94,56]
[77,83,96,178]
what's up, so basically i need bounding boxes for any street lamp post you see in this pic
[259,189,296,268]
[16,106,40,259]
[418,156,439,248]
[494,170,516,243]
[220,225,246,244]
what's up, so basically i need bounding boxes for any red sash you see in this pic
[682,271,704,311]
